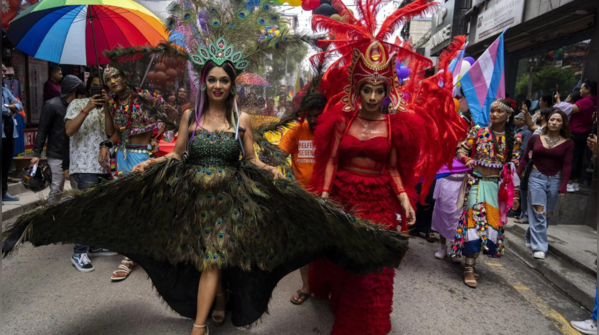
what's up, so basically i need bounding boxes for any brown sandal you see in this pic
[464,258,478,289]
[290,290,311,305]
[212,291,228,327]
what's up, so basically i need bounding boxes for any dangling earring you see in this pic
[200,82,206,91]
[231,87,237,96]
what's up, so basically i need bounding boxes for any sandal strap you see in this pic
[193,324,207,329]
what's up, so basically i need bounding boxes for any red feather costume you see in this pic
[308,1,468,334]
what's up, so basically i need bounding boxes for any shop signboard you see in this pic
[475,0,525,43]
[27,56,48,125]
[17,128,45,158]
[430,0,455,55]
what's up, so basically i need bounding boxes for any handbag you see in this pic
[520,135,539,192]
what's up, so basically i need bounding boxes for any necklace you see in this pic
[545,135,561,149]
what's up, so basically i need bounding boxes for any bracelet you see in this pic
[460,156,472,165]
[148,158,156,165]
[99,140,113,149]
[80,109,89,116]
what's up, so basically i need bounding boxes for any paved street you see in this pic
[2,235,592,335]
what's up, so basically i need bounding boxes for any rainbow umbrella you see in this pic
[7,0,169,66]
[236,73,271,87]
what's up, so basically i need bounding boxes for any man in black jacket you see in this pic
[30,75,84,204]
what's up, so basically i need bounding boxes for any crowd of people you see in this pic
[1,0,598,334]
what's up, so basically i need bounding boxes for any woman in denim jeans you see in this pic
[518,110,574,259]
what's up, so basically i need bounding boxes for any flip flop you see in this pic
[290,290,311,305]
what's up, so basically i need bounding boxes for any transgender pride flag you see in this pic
[460,30,507,126]
[448,42,467,96]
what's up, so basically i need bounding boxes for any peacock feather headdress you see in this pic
[105,0,317,143]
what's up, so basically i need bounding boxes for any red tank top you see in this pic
[338,135,391,164]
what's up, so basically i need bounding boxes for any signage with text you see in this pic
[475,0,525,43]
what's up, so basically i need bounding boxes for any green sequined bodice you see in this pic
[188,130,241,167]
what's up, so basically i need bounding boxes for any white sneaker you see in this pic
[573,183,581,192]
[434,245,447,260]
[533,251,546,260]
[570,319,597,335]
[567,183,576,193]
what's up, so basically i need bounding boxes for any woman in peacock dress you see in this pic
[306,1,468,334]
[2,2,411,334]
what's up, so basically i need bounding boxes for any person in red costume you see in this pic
[308,1,468,334]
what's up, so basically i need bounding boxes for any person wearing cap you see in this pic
[511,112,533,221]
[31,75,85,205]
[514,112,533,158]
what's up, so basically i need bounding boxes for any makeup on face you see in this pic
[360,84,386,113]
[206,67,231,101]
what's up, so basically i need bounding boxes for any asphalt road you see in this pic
[2,236,592,335]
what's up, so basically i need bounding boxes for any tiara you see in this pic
[189,37,249,72]
[491,100,513,114]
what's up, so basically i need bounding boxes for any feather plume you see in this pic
[376,0,439,41]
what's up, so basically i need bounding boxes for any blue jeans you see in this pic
[70,173,111,254]
[526,169,561,253]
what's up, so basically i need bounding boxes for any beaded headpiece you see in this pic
[103,66,120,83]
[491,99,513,114]
[311,0,438,114]
[343,41,408,113]
[189,38,249,72]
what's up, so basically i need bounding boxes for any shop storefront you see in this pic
[465,0,597,102]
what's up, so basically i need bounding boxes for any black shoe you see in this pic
[507,210,520,218]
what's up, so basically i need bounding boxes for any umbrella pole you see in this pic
[89,7,103,85]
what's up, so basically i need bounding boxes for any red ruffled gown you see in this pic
[309,106,420,335]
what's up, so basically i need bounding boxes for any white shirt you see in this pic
[64,98,110,175]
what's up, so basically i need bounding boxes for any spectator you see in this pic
[43,65,63,102]
[510,112,533,220]
[175,87,190,107]
[523,103,552,136]
[30,75,84,204]
[264,98,276,116]
[165,91,176,105]
[63,73,117,272]
[518,110,574,260]
[514,112,533,156]
[566,80,596,192]
[531,95,553,124]
[2,63,24,203]
[554,90,582,119]
[569,132,596,335]
[153,88,163,97]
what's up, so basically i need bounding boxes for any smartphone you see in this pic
[90,87,104,107]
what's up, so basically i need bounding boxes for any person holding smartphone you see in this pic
[63,73,117,272]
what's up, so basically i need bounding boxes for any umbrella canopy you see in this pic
[7,0,169,66]
[236,73,271,87]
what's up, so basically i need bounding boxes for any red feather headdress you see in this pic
[312,0,438,112]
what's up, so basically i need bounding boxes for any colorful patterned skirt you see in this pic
[451,173,505,258]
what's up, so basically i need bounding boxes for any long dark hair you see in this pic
[542,109,572,139]
[188,61,238,129]
[85,73,101,96]
[497,98,516,164]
